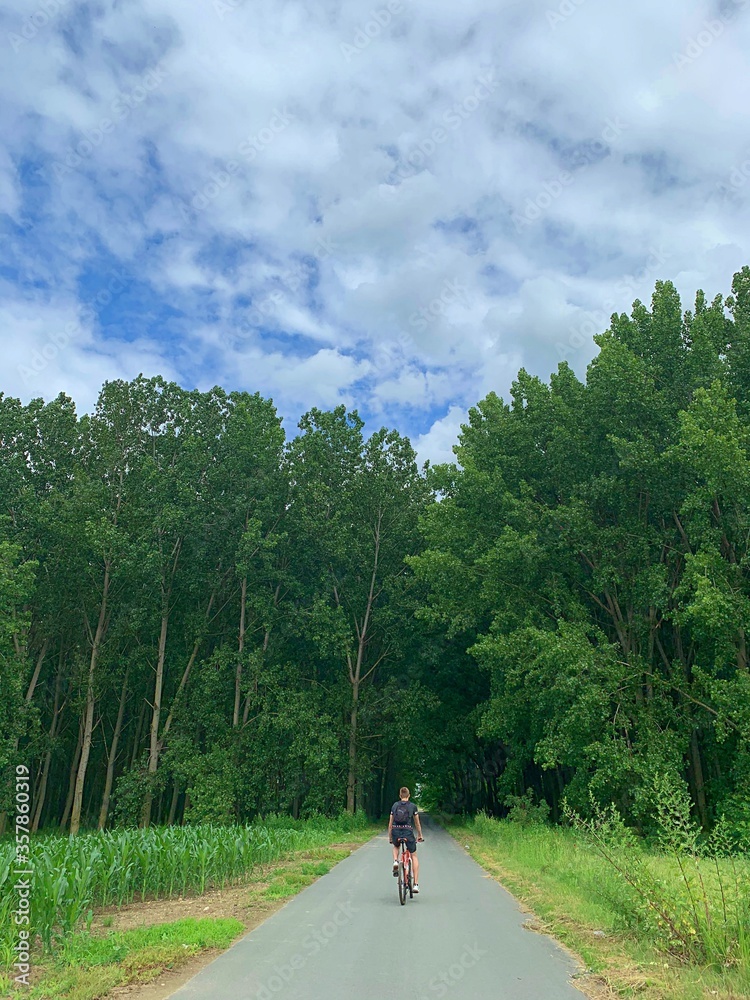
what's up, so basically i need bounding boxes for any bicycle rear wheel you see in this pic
[398,861,406,905]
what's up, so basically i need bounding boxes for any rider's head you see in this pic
[399,786,410,800]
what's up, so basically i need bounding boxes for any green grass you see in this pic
[254,849,342,900]
[0,917,243,1000]
[452,814,750,1000]
[225,842,358,901]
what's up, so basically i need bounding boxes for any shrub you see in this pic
[504,789,551,827]
[565,777,750,969]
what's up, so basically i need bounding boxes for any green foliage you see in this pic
[413,267,750,830]
[111,762,156,828]
[183,764,237,826]
[713,800,750,852]
[0,541,36,811]
[0,378,432,836]
[502,791,551,827]
[565,778,750,969]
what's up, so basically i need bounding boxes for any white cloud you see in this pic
[0,0,749,451]
[372,367,453,410]
[0,148,20,219]
[0,293,180,412]
[414,404,467,466]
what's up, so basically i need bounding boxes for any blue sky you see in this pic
[1,0,749,461]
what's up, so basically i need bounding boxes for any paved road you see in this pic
[172,819,585,999]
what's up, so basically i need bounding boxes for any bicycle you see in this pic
[395,837,414,905]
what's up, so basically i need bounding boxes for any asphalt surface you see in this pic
[171,818,586,999]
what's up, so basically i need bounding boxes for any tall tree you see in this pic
[288,408,427,812]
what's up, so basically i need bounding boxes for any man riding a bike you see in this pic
[388,786,424,893]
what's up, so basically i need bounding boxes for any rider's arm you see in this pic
[415,812,423,838]
[388,811,393,836]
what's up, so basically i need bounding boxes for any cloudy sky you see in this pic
[1,0,749,462]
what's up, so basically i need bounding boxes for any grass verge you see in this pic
[240,844,360,902]
[450,816,750,1000]
[0,918,243,1000]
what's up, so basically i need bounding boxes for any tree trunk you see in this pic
[346,683,359,813]
[168,781,181,825]
[61,719,83,830]
[233,576,247,727]
[159,587,217,753]
[0,639,52,833]
[147,586,219,824]
[142,537,184,827]
[142,609,169,827]
[70,563,111,835]
[32,653,65,833]
[344,511,382,814]
[158,636,202,749]
[690,728,709,829]
[242,582,280,726]
[32,752,52,834]
[98,669,129,830]
[25,638,50,703]
[130,699,147,767]
[738,628,748,672]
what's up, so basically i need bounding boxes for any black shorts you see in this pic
[391,828,416,852]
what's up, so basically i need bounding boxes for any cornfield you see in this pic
[0,814,368,964]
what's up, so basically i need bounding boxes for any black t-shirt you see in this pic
[391,800,418,828]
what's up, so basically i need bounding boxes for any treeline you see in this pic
[0,385,436,831]
[3,267,750,836]
[415,267,750,838]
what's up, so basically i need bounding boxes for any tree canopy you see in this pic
[3,267,750,838]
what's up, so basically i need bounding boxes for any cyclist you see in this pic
[388,786,424,893]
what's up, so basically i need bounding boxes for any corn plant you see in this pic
[0,814,362,966]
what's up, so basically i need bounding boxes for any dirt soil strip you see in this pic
[96,841,367,1000]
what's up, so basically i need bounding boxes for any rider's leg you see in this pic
[412,851,419,882]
